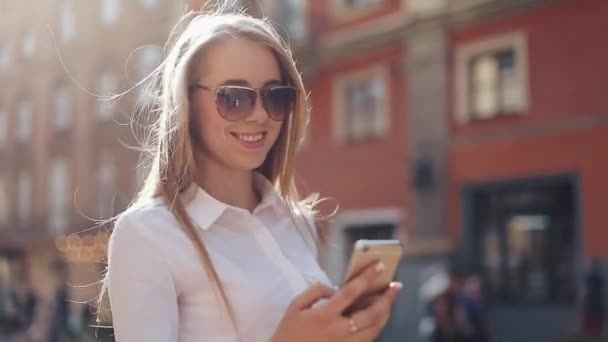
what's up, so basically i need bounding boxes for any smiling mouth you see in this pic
[230,132,267,143]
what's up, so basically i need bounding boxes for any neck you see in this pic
[195,155,260,213]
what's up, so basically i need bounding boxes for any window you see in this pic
[0,40,10,71]
[17,97,32,143]
[54,85,72,131]
[346,0,382,9]
[136,47,162,98]
[137,0,159,9]
[270,0,307,43]
[407,0,446,16]
[100,0,120,26]
[0,176,6,225]
[21,30,36,59]
[97,152,116,218]
[334,0,384,16]
[0,108,6,145]
[17,171,31,224]
[50,158,69,234]
[455,31,529,123]
[59,0,76,42]
[97,70,117,120]
[333,66,389,143]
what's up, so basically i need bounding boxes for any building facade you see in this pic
[1,0,607,340]
[0,0,183,327]
[291,0,608,340]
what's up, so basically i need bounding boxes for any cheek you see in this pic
[267,121,283,144]
[192,97,227,149]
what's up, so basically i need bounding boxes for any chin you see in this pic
[233,158,266,172]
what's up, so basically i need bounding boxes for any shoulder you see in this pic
[109,199,189,260]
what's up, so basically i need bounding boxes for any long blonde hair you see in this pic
[97,7,318,334]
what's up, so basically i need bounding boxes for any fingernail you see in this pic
[374,262,385,273]
[389,282,403,291]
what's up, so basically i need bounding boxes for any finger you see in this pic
[347,281,402,316]
[341,316,384,342]
[290,282,335,311]
[325,262,385,316]
[349,298,388,333]
[347,294,381,313]
[345,314,388,342]
[348,282,402,333]
[386,282,403,302]
[348,326,381,342]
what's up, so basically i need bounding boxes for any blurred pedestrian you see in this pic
[419,268,468,342]
[0,283,22,337]
[99,3,402,342]
[434,271,469,342]
[580,258,605,342]
[460,275,491,342]
[49,284,71,342]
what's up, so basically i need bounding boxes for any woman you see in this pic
[102,8,402,342]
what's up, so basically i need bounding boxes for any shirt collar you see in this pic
[253,172,283,212]
[186,172,283,231]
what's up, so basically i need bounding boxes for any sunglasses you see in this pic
[189,84,297,121]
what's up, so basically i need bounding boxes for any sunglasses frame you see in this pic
[189,84,298,122]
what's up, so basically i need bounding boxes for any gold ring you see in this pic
[348,317,360,333]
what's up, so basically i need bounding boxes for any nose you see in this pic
[245,93,269,124]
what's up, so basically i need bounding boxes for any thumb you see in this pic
[290,282,335,311]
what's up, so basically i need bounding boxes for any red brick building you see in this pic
[441,2,608,338]
[294,0,608,339]
[296,1,411,282]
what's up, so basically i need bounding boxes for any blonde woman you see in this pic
[103,8,402,342]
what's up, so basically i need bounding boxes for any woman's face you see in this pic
[189,37,285,172]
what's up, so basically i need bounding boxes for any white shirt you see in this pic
[107,173,332,342]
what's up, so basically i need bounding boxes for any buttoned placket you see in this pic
[241,208,309,296]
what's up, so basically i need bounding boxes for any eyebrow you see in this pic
[218,79,283,87]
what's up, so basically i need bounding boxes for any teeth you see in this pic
[236,133,264,142]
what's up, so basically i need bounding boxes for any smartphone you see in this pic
[342,239,403,294]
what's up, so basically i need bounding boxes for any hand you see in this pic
[271,262,402,342]
[343,282,402,342]
[344,292,383,316]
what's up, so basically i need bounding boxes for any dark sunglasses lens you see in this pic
[264,88,296,120]
[216,87,256,121]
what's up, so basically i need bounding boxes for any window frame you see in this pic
[59,0,77,43]
[54,83,72,132]
[0,107,6,145]
[100,0,121,26]
[454,30,530,124]
[49,157,70,234]
[21,29,37,60]
[332,64,391,143]
[137,0,160,10]
[0,39,11,71]
[97,151,116,219]
[17,170,31,224]
[16,96,33,144]
[96,69,117,121]
[0,175,6,225]
[332,0,386,20]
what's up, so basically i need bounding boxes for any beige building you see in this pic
[0,0,191,317]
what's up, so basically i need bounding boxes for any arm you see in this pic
[107,214,179,342]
